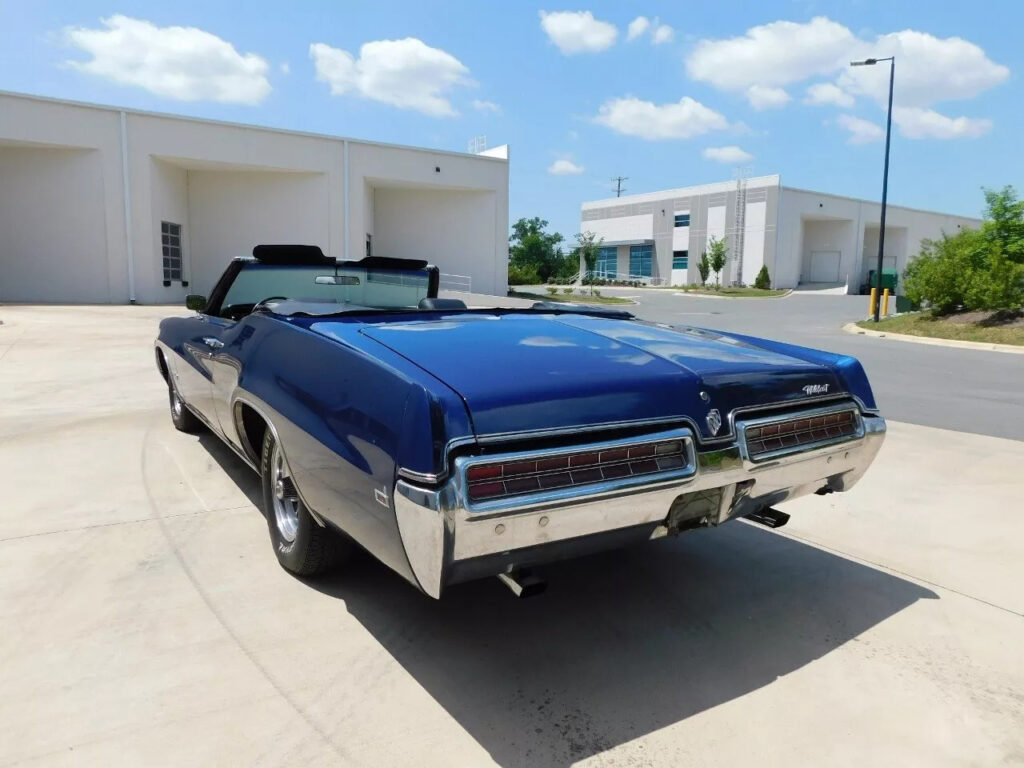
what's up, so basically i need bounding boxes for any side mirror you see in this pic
[185,294,207,312]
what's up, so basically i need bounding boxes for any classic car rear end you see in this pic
[156,245,885,599]
[364,314,885,597]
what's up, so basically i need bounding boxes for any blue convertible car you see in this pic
[155,245,885,598]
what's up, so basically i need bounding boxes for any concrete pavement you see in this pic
[1,304,1022,767]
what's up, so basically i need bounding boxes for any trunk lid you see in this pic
[352,313,843,440]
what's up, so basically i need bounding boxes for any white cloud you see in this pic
[548,159,585,175]
[651,23,674,45]
[702,146,753,163]
[839,30,1009,108]
[893,107,991,139]
[627,16,650,42]
[745,84,790,110]
[686,17,854,90]
[627,15,672,45]
[310,38,471,117]
[836,114,884,144]
[472,99,502,114]
[64,15,271,104]
[595,96,729,140]
[804,82,854,107]
[539,10,618,55]
[685,18,1009,139]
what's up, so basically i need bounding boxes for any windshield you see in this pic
[218,263,431,318]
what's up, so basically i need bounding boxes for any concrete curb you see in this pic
[678,289,794,300]
[842,322,1024,355]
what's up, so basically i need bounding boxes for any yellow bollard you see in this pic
[869,287,878,318]
[882,288,891,317]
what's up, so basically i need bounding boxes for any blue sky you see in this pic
[2,1,1020,242]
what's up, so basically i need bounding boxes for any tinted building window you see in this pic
[674,213,690,228]
[629,245,652,277]
[596,246,617,277]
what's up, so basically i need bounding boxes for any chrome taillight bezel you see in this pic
[454,428,696,514]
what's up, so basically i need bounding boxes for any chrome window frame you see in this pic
[452,427,697,515]
[736,403,864,464]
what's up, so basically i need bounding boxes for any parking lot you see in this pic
[2,300,1023,767]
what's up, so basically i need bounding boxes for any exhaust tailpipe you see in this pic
[497,569,547,598]
[744,507,791,529]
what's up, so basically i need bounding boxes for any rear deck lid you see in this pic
[353,313,842,440]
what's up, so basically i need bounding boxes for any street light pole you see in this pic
[851,56,895,322]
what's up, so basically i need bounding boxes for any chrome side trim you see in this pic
[454,428,696,515]
[736,403,864,465]
[397,467,446,485]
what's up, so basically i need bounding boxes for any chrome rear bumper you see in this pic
[395,412,886,598]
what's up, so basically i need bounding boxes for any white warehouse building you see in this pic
[580,175,981,294]
[0,91,510,304]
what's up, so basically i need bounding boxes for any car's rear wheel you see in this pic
[168,377,203,433]
[261,429,349,576]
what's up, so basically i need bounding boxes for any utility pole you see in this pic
[611,176,628,198]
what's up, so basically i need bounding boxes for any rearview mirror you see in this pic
[315,275,360,285]
[185,294,207,312]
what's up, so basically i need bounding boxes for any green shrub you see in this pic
[753,265,771,290]
[508,265,540,285]
[592,289,601,297]
[904,187,1024,315]
[971,249,1024,311]
[562,287,574,295]
[546,285,558,296]
[904,231,985,315]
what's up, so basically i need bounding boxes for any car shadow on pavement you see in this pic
[196,432,264,509]
[307,521,937,768]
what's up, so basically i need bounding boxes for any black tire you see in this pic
[261,429,349,576]
[168,377,204,433]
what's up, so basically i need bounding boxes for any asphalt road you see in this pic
[599,289,1024,442]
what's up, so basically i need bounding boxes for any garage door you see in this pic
[808,251,841,283]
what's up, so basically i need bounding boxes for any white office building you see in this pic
[580,175,981,293]
[0,91,510,304]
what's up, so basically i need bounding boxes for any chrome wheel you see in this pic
[270,442,299,543]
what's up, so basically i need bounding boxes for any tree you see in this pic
[575,231,604,295]
[697,252,710,287]
[707,236,727,287]
[904,187,1024,315]
[753,264,771,290]
[982,186,1024,265]
[509,217,565,282]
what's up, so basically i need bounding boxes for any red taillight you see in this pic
[466,464,503,482]
[745,410,857,457]
[465,439,688,503]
